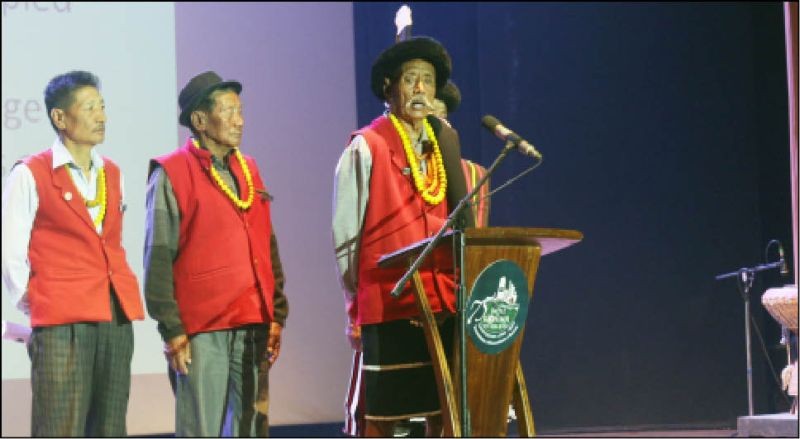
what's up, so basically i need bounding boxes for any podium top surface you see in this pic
[378,227,583,269]
[465,227,583,255]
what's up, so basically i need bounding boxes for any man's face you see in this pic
[431,98,448,119]
[200,89,244,149]
[389,58,436,125]
[54,86,106,147]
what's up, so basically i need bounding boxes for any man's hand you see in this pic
[164,334,191,375]
[346,322,361,352]
[267,322,283,367]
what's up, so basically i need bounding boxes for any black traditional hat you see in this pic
[370,35,452,100]
[178,71,242,128]
[438,80,461,114]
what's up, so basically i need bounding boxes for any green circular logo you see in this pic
[466,260,529,354]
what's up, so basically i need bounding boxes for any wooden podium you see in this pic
[379,227,582,437]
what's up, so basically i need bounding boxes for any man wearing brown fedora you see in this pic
[144,71,289,436]
[333,36,473,437]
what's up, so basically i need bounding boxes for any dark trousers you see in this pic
[28,291,134,437]
[174,325,270,437]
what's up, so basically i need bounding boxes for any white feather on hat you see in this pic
[395,4,412,42]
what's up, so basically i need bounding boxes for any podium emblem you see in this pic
[467,259,530,354]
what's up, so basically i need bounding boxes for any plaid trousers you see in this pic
[27,291,134,437]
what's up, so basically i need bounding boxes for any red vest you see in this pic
[154,139,275,335]
[24,150,144,327]
[461,159,490,227]
[352,115,456,325]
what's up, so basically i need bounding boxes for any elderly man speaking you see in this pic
[333,35,473,437]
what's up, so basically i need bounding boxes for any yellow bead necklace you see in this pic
[67,165,107,228]
[192,139,254,210]
[388,113,447,205]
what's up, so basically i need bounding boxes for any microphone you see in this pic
[481,115,542,159]
[778,243,789,276]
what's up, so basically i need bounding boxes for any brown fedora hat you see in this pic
[370,36,451,100]
[178,71,242,128]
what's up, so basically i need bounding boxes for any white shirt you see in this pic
[332,134,372,301]
[1,138,125,314]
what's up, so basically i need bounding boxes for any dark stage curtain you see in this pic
[353,2,793,432]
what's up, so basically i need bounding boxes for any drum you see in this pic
[761,285,799,333]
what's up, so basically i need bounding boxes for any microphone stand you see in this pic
[715,259,784,417]
[390,140,535,436]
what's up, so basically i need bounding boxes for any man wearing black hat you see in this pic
[333,36,473,437]
[144,71,288,436]
[432,80,461,121]
[431,80,492,228]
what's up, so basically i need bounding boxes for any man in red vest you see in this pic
[144,71,288,436]
[333,37,473,437]
[1,70,145,436]
[341,76,490,437]
[433,80,492,228]
[431,80,461,122]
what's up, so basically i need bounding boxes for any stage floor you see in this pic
[265,423,738,438]
[139,423,738,437]
[540,429,736,437]
[139,424,736,438]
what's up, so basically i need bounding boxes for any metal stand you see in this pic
[390,140,538,436]
[738,268,756,416]
[456,226,470,435]
[715,260,784,416]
